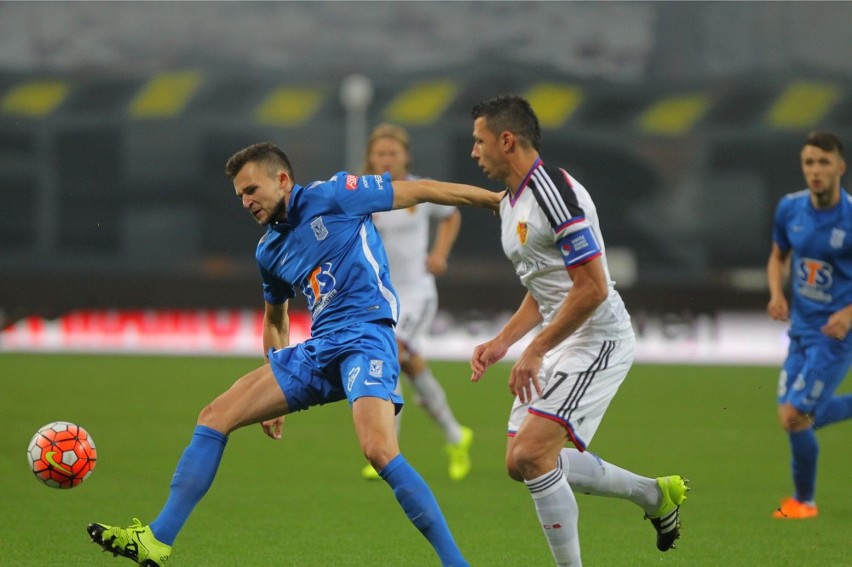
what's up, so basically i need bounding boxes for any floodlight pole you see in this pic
[339,73,374,173]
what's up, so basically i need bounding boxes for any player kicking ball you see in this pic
[87,142,500,566]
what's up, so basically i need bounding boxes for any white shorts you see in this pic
[395,290,437,356]
[507,333,636,451]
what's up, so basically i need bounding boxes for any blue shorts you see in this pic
[267,321,403,414]
[778,334,852,414]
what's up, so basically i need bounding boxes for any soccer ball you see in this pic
[27,421,97,489]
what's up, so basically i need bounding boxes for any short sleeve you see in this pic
[333,172,395,216]
[260,264,294,305]
[772,199,791,252]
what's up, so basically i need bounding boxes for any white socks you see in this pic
[560,449,660,515]
[525,466,582,566]
[409,368,462,444]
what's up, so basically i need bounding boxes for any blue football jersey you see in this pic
[255,171,399,337]
[773,188,852,337]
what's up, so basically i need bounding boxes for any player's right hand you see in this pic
[767,296,789,321]
[471,339,508,382]
[261,416,285,439]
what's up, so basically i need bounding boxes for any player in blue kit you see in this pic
[767,131,852,519]
[87,141,499,566]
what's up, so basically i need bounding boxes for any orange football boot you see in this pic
[772,497,818,519]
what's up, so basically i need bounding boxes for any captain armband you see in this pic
[557,226,602,269]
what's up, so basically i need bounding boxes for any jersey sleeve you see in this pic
[531,165,602,269]
[557,228,602,269]
[772,198,791,252]
[259,263,294,305]
[333,171,394,216]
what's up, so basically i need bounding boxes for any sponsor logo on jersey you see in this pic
[345,175,358,190]
[830,228,845,249]
[310,217,329,241]
[303,262,338,315]
[796,257,833,302]
[369,359,383,377]
[517,221,528,245]
[372,175,385,189]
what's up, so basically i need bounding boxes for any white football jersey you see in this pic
[499,159,632,340]
[373,187,457,297]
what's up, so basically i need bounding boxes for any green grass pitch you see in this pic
[2,353,851,566]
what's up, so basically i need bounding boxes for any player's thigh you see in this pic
[511,413,570,467]
[201,364,287,432]
[781,336,852,412]
[352,396,400,464]
[531,335,634,450]
[778,337,806,404]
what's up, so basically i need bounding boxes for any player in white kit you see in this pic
[361,123,474,481]
[468,95,688,566]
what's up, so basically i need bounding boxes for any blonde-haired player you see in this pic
[361,123,474,481]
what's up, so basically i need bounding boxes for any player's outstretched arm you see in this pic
[392,179,500,211]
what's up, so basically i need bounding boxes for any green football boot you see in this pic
[645,475,689,551]
[87,518,172,566]
[361,462,381,480]
[446,426,474,481]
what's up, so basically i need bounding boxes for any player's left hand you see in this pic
[822,307,852,341]
[261,416,285,439]
[425,253,448,276]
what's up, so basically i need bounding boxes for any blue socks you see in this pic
[813,394,852,429]
[788,428,818,503]
[150,425,228,545]
[380,454,468,567]
[783,394,852,504]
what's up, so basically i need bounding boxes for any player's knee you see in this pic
[197,401,236,434]
[505,461,524,482]
[508,441,549,480]
[197,402,220,429]
[777,405,811,432]
[360,443,397,470]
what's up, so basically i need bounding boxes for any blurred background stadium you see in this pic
[2,1,851,361]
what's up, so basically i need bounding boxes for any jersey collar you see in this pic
[509,157,543,206]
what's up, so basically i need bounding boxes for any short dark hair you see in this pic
[805,131,844,159]
[225,142,294,181]
[471,95,541,151]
